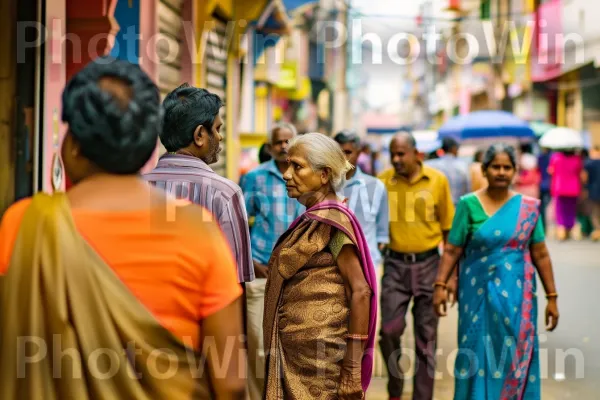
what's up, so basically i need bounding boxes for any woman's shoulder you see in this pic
[458,192,479,207]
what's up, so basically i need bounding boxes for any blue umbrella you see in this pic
[438,110,535,140]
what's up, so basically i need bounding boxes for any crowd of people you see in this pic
[0,58,564,399]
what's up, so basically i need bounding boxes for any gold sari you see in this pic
[0,193,210,399]
[263,208,359,399]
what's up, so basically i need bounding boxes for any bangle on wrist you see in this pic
[546,292,558,299]
[432,281,447,289]
[344,334,369,341]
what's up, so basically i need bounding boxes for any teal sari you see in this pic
[449,194,543,400]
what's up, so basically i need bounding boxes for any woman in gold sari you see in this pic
[263,133,378,399]
[0,58,245,399]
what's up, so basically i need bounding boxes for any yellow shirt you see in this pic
[378,164,455,253]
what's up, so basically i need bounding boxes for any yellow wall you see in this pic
[194,0,269,180]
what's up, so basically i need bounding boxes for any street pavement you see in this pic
[366,239,600,399]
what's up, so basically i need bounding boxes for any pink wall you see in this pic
[531,0,563,82]
[42,0,67,192]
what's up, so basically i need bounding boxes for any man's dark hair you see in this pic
[62,56,162,174]
[334,130,361,147]
[160,83,223,152]
[441,137,459,153]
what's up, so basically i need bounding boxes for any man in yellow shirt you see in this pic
[378,132,455,400]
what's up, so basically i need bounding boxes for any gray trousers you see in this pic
[379,252,440,400]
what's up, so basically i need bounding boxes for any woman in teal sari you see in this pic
[433,144,560,400]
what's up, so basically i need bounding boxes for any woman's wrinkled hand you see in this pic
[433,286,448,317]
[338,360,363,399]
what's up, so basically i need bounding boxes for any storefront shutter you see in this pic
[157,0,184,100]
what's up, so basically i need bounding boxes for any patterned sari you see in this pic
[454,196,541,400]
[263,201,378,399]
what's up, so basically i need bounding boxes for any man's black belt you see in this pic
[385,247,439,263]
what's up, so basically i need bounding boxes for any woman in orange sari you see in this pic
[263,133,377,399]
[0,57,245,399]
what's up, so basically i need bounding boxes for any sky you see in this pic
[349,0,423,109]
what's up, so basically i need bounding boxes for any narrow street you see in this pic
[367,239,599,399]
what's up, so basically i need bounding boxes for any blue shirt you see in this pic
[240,160,305,265]
[538,152,552,192]
[341,168,389,265]
[585,159,600,201]
[426,155,470,205]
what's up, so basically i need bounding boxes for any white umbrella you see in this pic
[539,127,584,149]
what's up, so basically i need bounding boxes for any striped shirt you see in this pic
[144,154,254,283]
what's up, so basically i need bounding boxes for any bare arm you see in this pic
[337,244,372,398]
[530,242,557,295]
[338,244,372,343]
[435,242,463,285]
[200,297,246,399]
[529,241,559,331]
[433,243,464,316]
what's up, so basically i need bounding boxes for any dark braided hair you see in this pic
[61,56,162,174]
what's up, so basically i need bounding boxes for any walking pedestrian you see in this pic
[0,57,245,399]
[378,132,455,400]
[239,123,304,400]
[262,133,378,398]
[334,130,389,267]
[427,137,470,205]
[537,147,552,233]
[470,148,487,192]
[433,143,559,400]
[144,83,254,284]
[548,149,584,240]
[585,146,600,240]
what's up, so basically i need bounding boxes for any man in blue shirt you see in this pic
[426,137,470,205]
[538,147,552,232]
[239,123,304,399]
[585,146,600,241]
[334,130,389,266]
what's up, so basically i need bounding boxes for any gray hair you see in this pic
[287,132,354,193]
[268,122,297,144]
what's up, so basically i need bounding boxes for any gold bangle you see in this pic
[345,334,369,341]
[433,281,447,289]
[546,293,558,299]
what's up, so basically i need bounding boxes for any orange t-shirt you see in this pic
[0,198,242,349]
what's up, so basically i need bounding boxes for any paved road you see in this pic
[366,239,600,399]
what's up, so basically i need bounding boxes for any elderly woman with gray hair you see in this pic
[262,133,378,399]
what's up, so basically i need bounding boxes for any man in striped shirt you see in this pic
[144,84,254,283]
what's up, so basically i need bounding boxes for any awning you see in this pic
[251,0,292,62]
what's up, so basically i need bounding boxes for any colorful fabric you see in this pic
[240,160,305,265]
[555,195,578,229]
[0,193,211,399]
[550,152,583,197]
[448,194,542,400]
[451,193,545,246]
[426,155,471,205]
[263,201,378,398]
[342,167,389,265]
[0,195,242,349]
[379,165,455,253]
[144,154,254,282]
